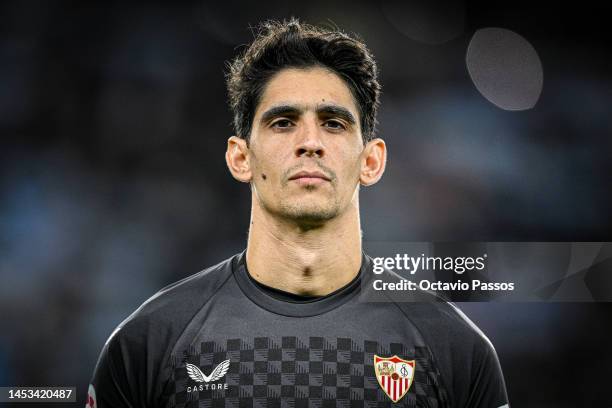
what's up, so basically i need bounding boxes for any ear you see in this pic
[225,136,252,183]
[359,138,387,186]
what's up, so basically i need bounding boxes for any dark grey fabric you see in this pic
[89,251,509,408]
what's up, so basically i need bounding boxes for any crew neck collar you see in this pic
[232,250,368,317]
[249,277,323,302]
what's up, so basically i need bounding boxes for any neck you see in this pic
[245,196,363,296]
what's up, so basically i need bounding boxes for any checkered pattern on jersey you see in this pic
[168,337,449,408]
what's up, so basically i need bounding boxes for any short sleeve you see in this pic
[463,336,509,408]
[87,332,137,408]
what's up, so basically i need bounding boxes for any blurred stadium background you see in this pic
[1,0,611,406]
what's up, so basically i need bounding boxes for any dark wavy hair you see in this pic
[226,18,381,144]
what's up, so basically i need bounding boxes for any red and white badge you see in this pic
[374,355,415,403]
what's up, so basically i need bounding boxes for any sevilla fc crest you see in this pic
[374,355,415,403]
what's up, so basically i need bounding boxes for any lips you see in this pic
[288,170,331,181]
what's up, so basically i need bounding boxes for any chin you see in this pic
[280,202,340,225]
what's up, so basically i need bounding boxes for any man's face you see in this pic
[248,67,365,226]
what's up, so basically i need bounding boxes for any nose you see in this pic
[295,120,325,158]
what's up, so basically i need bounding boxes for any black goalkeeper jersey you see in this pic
[88,251,509,408]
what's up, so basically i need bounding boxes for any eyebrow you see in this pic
[259,103,357,126]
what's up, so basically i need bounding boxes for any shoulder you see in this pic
[402,300,494,352]
[396,301,503,405]
[90,253,242,407]
[364,254,494,352]
[104,253,238,348]
[363,255,506,404]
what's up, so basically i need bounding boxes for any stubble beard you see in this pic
[276,191,341,228]
[272,163,341,227]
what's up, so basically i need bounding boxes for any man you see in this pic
[87,19,509,408]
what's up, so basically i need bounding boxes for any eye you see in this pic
[323,120,346,130]
[271,119,294,128]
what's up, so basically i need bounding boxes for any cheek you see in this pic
[337,146,363,178]
[251,146,284,181]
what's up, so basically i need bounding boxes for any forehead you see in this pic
[254,67,360,119]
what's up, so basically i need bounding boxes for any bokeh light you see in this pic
[466,27,544,110]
